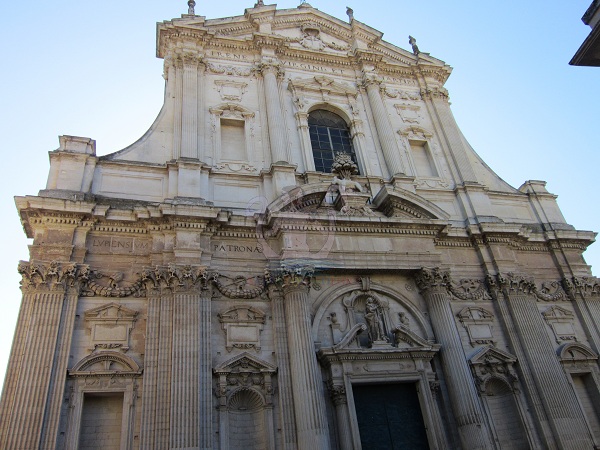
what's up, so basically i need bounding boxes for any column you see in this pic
[328,383,353,450]
[498,274,594,448]
[362,73,405,176]
[268,284,298,450]
[261,62,289,164]
[0,261,78,449]
[275,267,330,449]
[415,268,493,450]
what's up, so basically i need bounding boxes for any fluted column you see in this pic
[0,261,81,450]
[328,383,353,450]
[261,61,289,164]
[415,268,492,450]
[172,56,184,160]
[497,274,594,448]
[267,284,298,450]
[271,267,330,449]
[362,73,405,176]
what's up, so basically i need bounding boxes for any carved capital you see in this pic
[414,267,449,294]
[571,276,600,299]
[258,59,284,78]
[18,260,86,293]
[140,264,209,294]
[327,382,347,406]
[497,272,536,296]
[265,264,318,293]
[361,72,383,90]
[420,86,449,101]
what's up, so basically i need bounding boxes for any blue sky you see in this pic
[0,1,597,385]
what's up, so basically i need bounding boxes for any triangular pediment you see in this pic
[84,302,138,321]
[542,305,574,319]
[469,346,517,366]
[214,352,277,375]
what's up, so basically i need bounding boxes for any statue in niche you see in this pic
[364,297,388,344]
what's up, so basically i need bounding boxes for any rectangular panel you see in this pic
[79,393,124,450]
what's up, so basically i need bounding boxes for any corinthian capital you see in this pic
[18,260,85,293]
[258,58,284,77]
[414,267,449,294]
[265,264,318,293]
[361,71,383,89]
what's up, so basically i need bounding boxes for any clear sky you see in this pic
[0,1,597,386]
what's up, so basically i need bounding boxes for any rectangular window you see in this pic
[410,141,438,177]
[220,118,246,161]
[572,373,600,441]
[78,393,124,450]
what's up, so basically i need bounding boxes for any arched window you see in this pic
[308,110,357,173]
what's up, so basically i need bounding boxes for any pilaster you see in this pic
[0,261,83,450]
[327,383,353,450]
[415,268,493,450]
[496,273,595,448]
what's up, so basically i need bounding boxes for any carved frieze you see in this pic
[212,274,266,299]
[207,63,254,77]
[82,270,144,298]
[141,264,209,293]
[218,305,266,352]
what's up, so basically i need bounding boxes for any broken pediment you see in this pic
[371,185,450,220]
[70,351,141,375]
[214,352,277,376]
[558,342,598,362]
[469,346,517,367]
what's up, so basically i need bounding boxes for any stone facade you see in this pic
[1,3,599,449]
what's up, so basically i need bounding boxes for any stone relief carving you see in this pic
[214,80,248,102]
[218,305,266,352]
[264,264,321,291]
[83,270,144,297]
[457,307,495,346]
[213,162,258,172]
[212,274,266,299]
[384,88,421,101]
[285,23,350,52]
[469,346,519,394]
[84,303,138,353]
[394,104,422,124]
[207,63,254,77]
[329,153,374,217]
[141,264,209,293]
[494,273,568,302]
[448,278,492,301]
[542,305,577,344]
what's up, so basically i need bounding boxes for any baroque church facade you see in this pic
[2,2,600,449]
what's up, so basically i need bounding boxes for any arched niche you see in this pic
[214,352,277,450]
[311,278,433,349]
